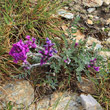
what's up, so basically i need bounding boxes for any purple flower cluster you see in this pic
[9,35,36,64]
[39,38,57,65]
[88,58,100,72]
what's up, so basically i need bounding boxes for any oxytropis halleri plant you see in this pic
[9,36,60,70]
[9,35,100,82]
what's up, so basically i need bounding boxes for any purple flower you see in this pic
[87,58,99,72]
[25,36,36,48]
[75,43,78,47]
[9,40,29,63]
[39,38,57,65]
[93,66,100,72]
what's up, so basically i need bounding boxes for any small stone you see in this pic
[87,19,93,25]
[82,0,103,7]
[80,94,103,110]
[87,8,96,13]
[57,9,74,19]
[108,31,110,36]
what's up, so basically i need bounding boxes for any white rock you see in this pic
[87,8,96,13]
[57,9,74,19]
[80,94,103,110]
[108,31,110,36]
[83,0,103,7]
[103,0,110,5]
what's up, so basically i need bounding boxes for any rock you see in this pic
[87,8,96,13]
[106,38,110,43]
[57,9,74,19]
[86,37,103,50]
[80,94,103,110]
[37,92,84,110]
[86,37,101,46]
[77,77,96,94]
[0,80,34,109]
[99,51,110,58]
[87,19,93,25]
[50,92,83,110]
[37,97,50,110]
[108,31,110,36]
[95,44,103,50]
[82,0,103,7]
[103,0,110,5]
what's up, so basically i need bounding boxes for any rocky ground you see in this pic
[0,0,110,110]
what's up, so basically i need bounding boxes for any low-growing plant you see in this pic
[9,17,103,89]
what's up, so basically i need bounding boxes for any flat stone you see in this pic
[57,9,74,19]
[80,94,103,110]
[0,80,34,109]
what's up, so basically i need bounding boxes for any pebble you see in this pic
[87,8,96,13]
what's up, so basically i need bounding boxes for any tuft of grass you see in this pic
[0,0,65,79]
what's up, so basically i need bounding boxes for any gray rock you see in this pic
[0,80,34,109]
[36,92,84,110]
[87,8,96,13]
[57,9,74,19]
[80,94,103,110]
